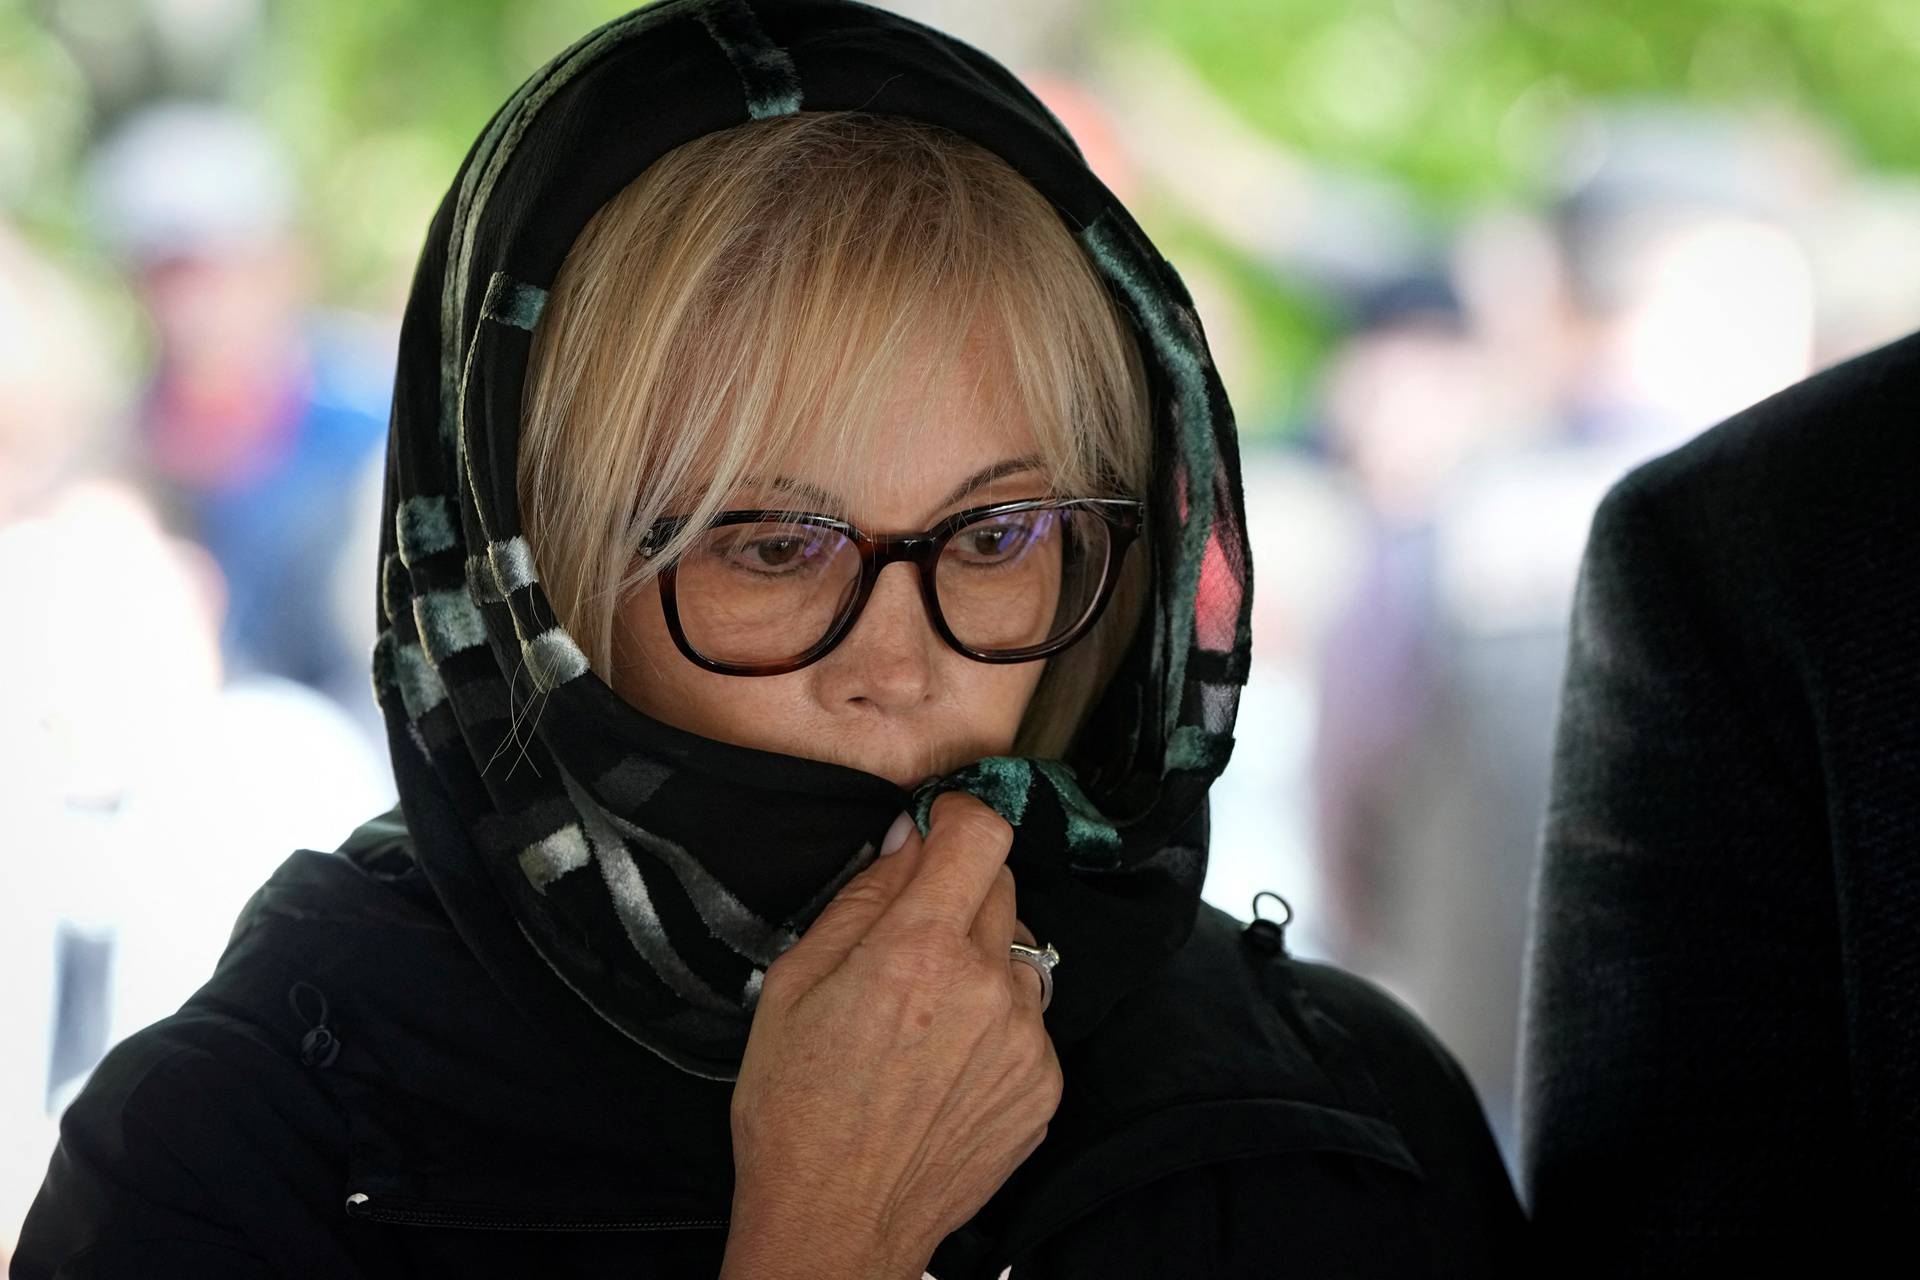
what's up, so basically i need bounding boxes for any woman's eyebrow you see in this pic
[746,454,1046,516]
[932,454,1045,509]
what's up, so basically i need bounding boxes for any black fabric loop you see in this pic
[1246,889,1293,954]
[1243,918,1286,957]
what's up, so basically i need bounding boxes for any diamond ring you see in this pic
[1008,941,1059,1013]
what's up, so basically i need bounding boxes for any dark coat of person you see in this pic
[1520,328,1920,1268]
[16,806,1525,1278]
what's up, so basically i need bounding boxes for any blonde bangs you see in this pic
[521,109,1152,758]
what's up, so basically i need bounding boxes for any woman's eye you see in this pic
[720,530,826,573]
[967,527,1016,556]
[745,536,804,567]
[957,516,1041,562]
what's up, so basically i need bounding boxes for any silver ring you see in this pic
[1008,942,1059,1013]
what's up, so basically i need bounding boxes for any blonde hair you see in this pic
[520,110,1152,758]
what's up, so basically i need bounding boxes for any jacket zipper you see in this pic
[344,1191,728,1233]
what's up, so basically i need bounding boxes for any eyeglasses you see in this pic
[637,496,1144,676]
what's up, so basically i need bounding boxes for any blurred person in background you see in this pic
[0,215,125,1269]
[1546,106,1819,465]
[1307,275,1545,1161]
[14,3,1524,1276]
[85,98,394,730]
[1309,104,1838,1169]
[0,215,393,1261]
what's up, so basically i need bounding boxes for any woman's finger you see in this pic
[1007,916,1044,1009]
[1008,957,1047,1010]
[969,864,1017,960]
[780,815,923,976]
[878,792,1013,940]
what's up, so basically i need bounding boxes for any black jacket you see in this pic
[1520,328,1920,1268]
[17,806,1525,1278]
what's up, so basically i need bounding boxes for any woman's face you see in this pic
[610,353,1051,790]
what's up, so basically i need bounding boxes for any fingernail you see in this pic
[879,811,914,856]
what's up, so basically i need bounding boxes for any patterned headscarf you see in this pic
[373,0,1252,1081]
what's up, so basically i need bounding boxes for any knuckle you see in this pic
[1032,1066,1063,1117]
[935,966,1004,1023]
[983,973,1017,1020]
[1008,972,1039,1014]
[956,965,1014,1020]
[1032,1033,1063,1084]
[757,954,801,1004]
[824,877,893,921]
[1021,1022,1052,1070]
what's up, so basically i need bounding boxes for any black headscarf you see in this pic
[373,0,1252,1081]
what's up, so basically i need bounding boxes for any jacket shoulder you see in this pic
[12,1005,346,1278]
[1286,959,1518,1189]
[1023,905,1526,1275]
[1288,958,1492,1119]
[1212,913,1528,1256]
[1076,903,1514,1148]
[1568,330,1920,805]
[13,813,428,1278]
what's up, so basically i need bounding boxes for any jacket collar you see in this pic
[206,809,1420,1278]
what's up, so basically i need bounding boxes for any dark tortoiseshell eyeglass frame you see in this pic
[637,496,1145,676]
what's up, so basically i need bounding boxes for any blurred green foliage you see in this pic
[239,0,1920,430]
[243,0,637,305]
[1118,0,1920,205]
[9,0,1920,434]
[0,2,93,236]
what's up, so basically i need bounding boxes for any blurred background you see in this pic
[5,0,1919,1253]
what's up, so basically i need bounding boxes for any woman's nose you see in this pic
[816,561,937,709]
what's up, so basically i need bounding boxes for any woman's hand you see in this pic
[719,791,1062,1280]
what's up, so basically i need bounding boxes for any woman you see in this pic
[15,2,1524,1276]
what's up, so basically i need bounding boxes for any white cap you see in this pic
[85,98,296,262]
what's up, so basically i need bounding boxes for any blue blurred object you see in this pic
[159,315,391,694]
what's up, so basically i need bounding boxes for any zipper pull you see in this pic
[289,981,342,1069]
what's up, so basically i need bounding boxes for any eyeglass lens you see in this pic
[671,507,1115,666]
